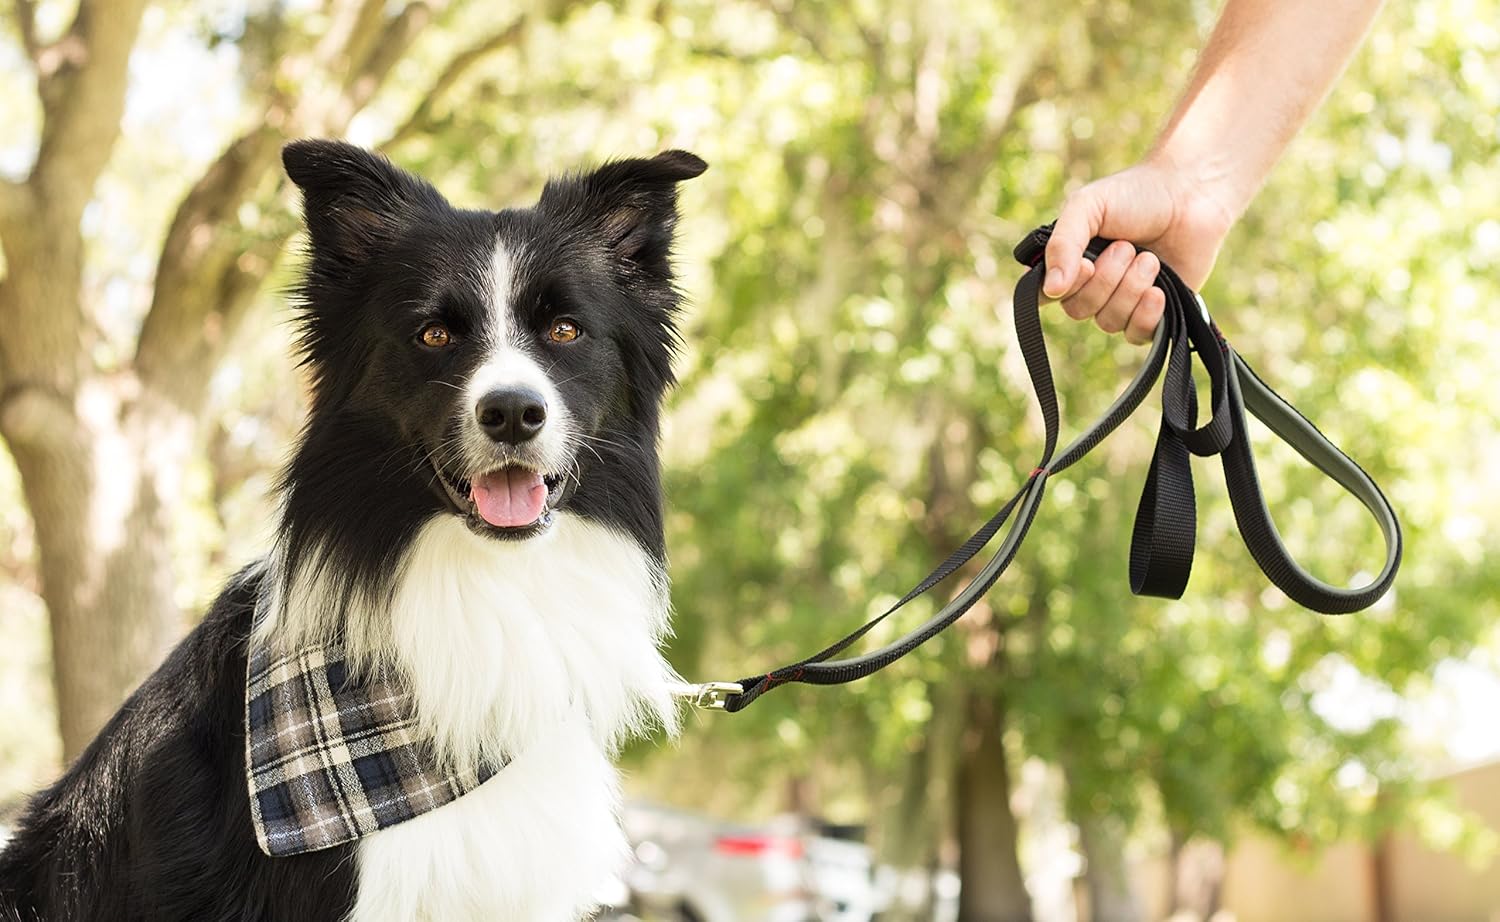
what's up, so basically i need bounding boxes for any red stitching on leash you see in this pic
[765,667,805,690]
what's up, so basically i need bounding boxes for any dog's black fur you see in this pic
[0,141,705,922]
[0,567,358,922]
[279,142,700,617]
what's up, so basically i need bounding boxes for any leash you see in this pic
[672,224,1402,714]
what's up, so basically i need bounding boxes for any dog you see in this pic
[0,139,705,921]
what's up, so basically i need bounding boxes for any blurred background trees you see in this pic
[2,0,1497,919]
[0,0,582,761]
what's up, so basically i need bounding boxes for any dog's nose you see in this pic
[475,387,547,444]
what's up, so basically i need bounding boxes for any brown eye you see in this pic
[549,320,581,344]
[419,323,451,348]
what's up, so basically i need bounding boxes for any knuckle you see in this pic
[1061,297,1095,320]
[1101,244,1134,274]
[1099,264,1129,290]
[1124,270,1153,298]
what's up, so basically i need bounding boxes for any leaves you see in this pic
[0,0,1496,886]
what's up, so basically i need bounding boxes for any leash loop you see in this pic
[708,224,1402,713]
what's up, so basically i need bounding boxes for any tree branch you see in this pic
[135,0,590,409]
[30,0,151,221]
[380,14,530,150]
[753,0,832,60]
[11,0,40,62]
[340,1,433,114]
[134,0,444,407]
[338,0,395,90]
[929,43,1046,220]
[310,0,382,76]
[133,127,287,403]
[0,177,25,232]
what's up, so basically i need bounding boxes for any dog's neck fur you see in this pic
[257,511,680,768]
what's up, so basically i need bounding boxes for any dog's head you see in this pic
[280,140,703,560]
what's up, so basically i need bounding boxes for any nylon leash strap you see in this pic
[687,224,1402,714]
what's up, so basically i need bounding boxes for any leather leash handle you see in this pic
[1016,224,1401,610]
[716,225,1401,713]
[1221,351,1402,612]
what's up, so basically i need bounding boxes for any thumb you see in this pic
[1043,192,1102,300]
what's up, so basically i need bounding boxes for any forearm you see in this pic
[1151,0,1385,219]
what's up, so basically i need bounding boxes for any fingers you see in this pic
[1057,242,1164,344]
[1124,288,1165,346]
[1059,240,1134,320]
[1039,178,1169,344]
[1093,250,1159,334]
[1043,191,1102,299]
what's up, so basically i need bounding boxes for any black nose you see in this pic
[475,387,547,444]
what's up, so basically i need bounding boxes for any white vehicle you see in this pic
[619,803,876,922]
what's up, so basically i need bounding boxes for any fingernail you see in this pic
[1044,268,1063,297]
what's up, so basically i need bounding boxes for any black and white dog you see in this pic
[0,140,704,921]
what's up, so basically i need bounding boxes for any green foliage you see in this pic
[1,0,1496,884]
[639,0,1500,863]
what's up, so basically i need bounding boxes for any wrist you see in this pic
[1141,146,1242,248]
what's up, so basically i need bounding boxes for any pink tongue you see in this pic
[470,468,548,528]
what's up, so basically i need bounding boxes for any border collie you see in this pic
[0,140,705,921]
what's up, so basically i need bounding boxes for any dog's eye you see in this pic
[419,323,452,348]
[548,320,582,344]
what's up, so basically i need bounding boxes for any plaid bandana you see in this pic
[245,634,503,857]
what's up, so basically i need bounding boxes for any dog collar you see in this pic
[244,631,504,856]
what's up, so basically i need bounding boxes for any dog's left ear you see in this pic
[541,150,707,275]
[283,139,447,263]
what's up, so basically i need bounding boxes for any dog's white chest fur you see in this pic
[338,514,678,922]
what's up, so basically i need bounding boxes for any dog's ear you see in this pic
[283,139,447,261]
[541,150,707,275]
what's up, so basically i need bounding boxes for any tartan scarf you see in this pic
[244,630,503,857]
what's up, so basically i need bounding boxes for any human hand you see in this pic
[1042,157,1238,344]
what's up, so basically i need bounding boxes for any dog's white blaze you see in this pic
[488,241,516,345]
[463,238,574,472]
[345,513,680,922]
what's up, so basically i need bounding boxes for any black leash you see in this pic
[676,225,1402,714]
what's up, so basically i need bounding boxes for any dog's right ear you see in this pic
[283,139,447,262]
[539,150,707,278]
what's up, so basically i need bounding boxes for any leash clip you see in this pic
[669,681,743,710]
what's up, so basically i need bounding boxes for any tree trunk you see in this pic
[1165,830,1225,921]
[1369,832,1393,922]
[1073,808,1143,922]
[0,0,534,761]
[0,373,188,757]
[956,690,1032,922]
[0,0,160,758]
[0,192,190,756]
